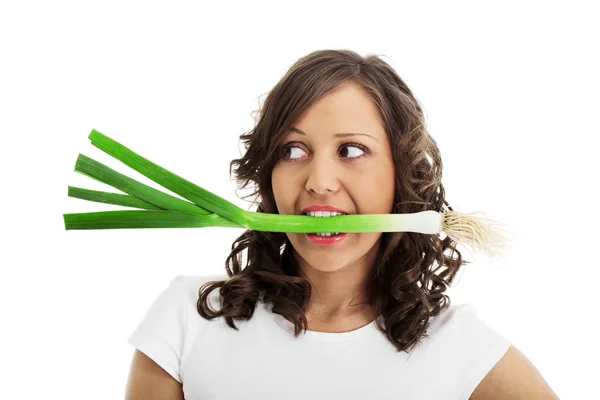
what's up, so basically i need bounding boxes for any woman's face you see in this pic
[271,82,396,274]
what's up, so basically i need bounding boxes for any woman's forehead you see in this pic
[289,91,384,136]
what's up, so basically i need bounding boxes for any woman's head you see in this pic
[271,81,395,276]
[197,49,467,353]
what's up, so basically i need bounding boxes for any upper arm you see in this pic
[470,345,559,400]
[125,349,184,400]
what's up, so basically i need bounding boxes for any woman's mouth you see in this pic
[304,232,348,245]
[300,210,351,245]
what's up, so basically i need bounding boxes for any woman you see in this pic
[125,49,559,399]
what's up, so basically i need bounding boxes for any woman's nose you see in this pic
[304,155,341,195]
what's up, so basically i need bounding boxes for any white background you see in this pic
[1,1,598,398]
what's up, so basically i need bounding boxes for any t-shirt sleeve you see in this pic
[127,275,188,384]
[453,305,512,400]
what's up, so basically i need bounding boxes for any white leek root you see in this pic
[441,210,514,259]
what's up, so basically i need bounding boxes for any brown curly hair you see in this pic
[196,49,468,353]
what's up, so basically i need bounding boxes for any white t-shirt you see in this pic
[127,275,511,400]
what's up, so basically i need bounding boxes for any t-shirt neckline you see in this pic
[264,301,382,342]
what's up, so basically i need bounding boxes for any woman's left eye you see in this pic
[339,143,366,159]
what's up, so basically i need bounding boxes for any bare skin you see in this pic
[470,345,559,399]
[271,81,395,332]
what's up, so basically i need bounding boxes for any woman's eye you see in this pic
[282,143,366,161]
[283,146,306,160]
[339,145,365,159]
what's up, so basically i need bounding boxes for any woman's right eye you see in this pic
[282,144,306,160]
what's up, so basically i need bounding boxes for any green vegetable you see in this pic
[63,129,442,234]
[63,129,512,259]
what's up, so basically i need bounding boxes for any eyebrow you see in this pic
[288,127,379,143]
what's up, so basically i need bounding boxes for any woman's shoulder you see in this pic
[429,302,477,327]
[424,302,510,353]
[173,273,230,289]
[426,302,485,335]
[170,273,230,306]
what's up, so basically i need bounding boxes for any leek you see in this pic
[63,129,512,258]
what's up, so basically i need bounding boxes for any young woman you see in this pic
[125,49,559,399]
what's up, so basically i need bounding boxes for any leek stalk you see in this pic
[64,129,442,234]
[64,129,512,258]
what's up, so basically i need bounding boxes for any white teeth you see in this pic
[304,211,346,217]
[314,232,340,237]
